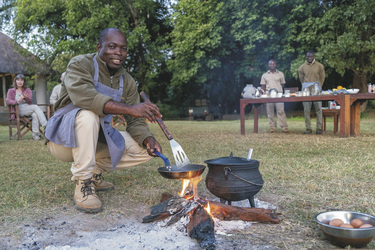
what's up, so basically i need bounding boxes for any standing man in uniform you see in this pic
[298,50,325,134]
[45,28,163,213]
[260,59,289,133]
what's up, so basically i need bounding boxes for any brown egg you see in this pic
[360,224,374,229]
[340,223,354,228]
[329,218,344,227]
[350,218,364,228]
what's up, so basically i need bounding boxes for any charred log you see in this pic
[187,205,216,250]
[208,200,281,224]
[142,196,190,223]
[165,200,199,227]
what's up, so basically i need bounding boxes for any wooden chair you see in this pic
[111,115,127,130]
[8,103,52,140]
[322,108,340,134]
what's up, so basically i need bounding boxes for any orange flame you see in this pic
[204,202,214,217]
[178,176,203,200]
[178,179,190,197]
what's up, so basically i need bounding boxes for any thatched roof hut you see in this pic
[0,32,52,106]
[0,32,51,75]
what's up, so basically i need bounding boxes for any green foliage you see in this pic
[168,0,324,113]
[0,0,16,31]
[311,0,375,91]
[8,0,172,94]
[156,102,183,119]
[2,0,375,115]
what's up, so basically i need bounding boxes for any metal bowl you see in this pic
[314,211,375,248]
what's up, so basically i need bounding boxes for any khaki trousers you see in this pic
[303,101,322,130]
[47,110,152,181]
[266,103,288,130]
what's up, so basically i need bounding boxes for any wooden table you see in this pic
[240,94,364,137]
[349,93,375,136]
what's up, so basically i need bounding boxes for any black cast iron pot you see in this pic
[204,153,264,207]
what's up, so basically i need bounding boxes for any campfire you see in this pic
[143,176,281,249]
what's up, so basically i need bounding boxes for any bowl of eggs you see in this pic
[314,211,375,248]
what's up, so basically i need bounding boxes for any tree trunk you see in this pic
[352,71,367,93]
[352,71,368,112]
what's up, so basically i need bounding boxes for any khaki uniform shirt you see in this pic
[54,53,153,147]
[260,70,286,92]
[298,60,325,87]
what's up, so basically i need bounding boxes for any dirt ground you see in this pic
[0,196,341,250]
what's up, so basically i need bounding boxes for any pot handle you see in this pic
[224,167,231,181]
[154,151,171,167]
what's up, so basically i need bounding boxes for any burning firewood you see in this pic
[187,205,216,250]
[143,194,281,249]
[143,177,281,249]
[142,196,190,223]
[144,194,280,224]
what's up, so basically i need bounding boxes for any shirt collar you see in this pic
[267,69,279,74]
[307,59,316,65]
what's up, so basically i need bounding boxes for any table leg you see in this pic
[338,94,350,137]
[351,101,361,136]
[240,100,246,135]
[333,113,338,134]
[253,104,259,133]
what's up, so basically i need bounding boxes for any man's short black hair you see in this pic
[307,50,315,55]
[98,28,124,44]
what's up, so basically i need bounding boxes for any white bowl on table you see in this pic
[346,89,360,94]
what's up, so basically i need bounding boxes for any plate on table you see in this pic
[260,95,268,98]
[346,89,360,94]
[321,90,333,95]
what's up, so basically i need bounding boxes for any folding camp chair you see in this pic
[8,103,52,140]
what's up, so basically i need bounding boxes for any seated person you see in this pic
[6,74,47,140]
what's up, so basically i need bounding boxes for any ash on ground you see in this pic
[1,199,280,250]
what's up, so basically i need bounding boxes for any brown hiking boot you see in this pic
[92,172,114,191]
[270,128,277,133]
[74,179,102,213]
[283,128,289,133]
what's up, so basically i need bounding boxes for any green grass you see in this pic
[1,113,375,248]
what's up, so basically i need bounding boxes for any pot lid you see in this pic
[205,153,259,166]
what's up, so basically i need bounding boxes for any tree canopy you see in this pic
[4,0,172,92]
[1,0,374,116]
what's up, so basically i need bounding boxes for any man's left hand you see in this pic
[143,137,162,156]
